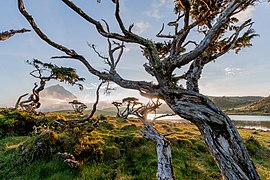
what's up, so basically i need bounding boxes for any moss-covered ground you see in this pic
[0,110,270,179]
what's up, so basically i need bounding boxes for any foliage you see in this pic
[27,59,85,90]
[69,100,88,114]
[0,109,38,137]
[245,136,262,156]
[19,130,59,163]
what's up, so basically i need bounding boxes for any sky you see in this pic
[1,0,270,107]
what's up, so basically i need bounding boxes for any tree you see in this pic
[112,101,122,117]
[113,97,175,179]
[16,59,85,115]
[133,99,175,180]
[17,0,262,179]
[69,100,87,114]
[112,97,142,119]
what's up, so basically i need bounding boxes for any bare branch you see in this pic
[101,19,110,32]
[15,93,29,108]
[61,0,146,45]
[114,0,128,35]
[18,0,157,93]
[156,24,175,39]
[182,40,198,48]
[88,43,110,64]
[19,0,75,55]
[60,0,165,82]
[88,80,105,119]
[0,28,30,41]
[153,114,176,121]
[162,132,175,137]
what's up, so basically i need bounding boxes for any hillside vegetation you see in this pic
[145,96,264,115]
[209,96,263,110]
[0,109,270,179]
[226,96,270,115]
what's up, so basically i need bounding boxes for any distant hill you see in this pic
[155,96,264,114]
[247,96,270,113]
[40,84,77,100]
[227,96,270,114]
[208,96,263,110]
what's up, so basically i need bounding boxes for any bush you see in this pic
[246,136,262,156]
[0,109,37,136]
[19,130,59,163]
[74,137,105,163]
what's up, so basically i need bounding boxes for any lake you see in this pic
[230,115,270,131]
[147,114,270,131]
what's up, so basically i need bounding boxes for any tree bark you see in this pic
[139,117,175,180]
[89,81,104,119]
[163,91,260,180]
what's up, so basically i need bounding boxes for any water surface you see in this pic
[147,114,270,131]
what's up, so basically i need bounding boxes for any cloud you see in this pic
[133,21,151,35]
[234,6,255,22]
[145,9,163,19]
[224,67,242,76]
[145,0,172,19]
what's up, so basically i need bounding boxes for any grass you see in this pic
[0,111,270,179]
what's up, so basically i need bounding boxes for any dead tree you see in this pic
[16,59,84,114]
[69,100,87,114]
[113,97,175,179]
[88,81,105,119]
[18,0,262,179]
[0,28,30,41]
[132,99,175,180]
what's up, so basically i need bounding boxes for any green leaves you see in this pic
[51,67,85,90]
[27,59,85,90]
[233,28,259,54]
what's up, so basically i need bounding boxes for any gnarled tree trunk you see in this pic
[139,117,175,180]
[163,90,259,180]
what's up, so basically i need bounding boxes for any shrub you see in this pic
[0,109,37,136]
[74,137,105,163]
[246,136,262,156]
[19,130,59,163]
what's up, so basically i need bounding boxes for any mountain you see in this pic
[40,84,77,100]
[39,84,77,112]
[39,84,115,112]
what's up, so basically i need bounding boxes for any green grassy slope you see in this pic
[209,96,263,110]
[226,96,270,115]
[0,110,270,179]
